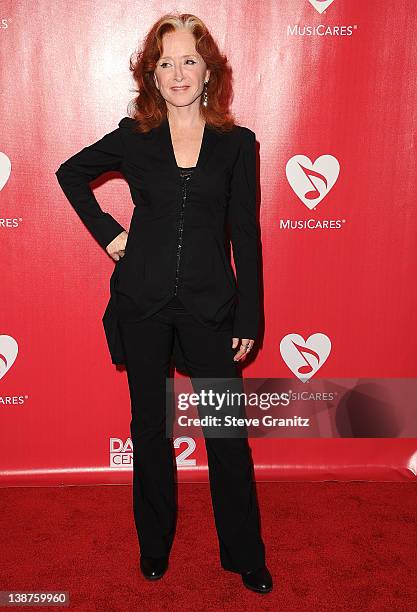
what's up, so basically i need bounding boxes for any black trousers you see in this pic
[117,295,266,573]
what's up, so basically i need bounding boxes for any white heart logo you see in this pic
[0,152,12,192]
[0,335,19,380]
[280,333,331,382]
[286,155,340,210]
[309,0,336,14]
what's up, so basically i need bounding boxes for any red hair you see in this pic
[128,13,236,133]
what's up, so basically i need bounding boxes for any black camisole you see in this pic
[167,166,195,309]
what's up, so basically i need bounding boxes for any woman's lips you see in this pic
[171,86,189,91]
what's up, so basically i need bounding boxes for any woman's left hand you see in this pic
[232,338,255,361]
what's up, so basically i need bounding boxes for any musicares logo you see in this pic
[287,1,357,37]
[0,335,19,380]
[280,154,344,231]
[308,0,335,13]
[0,152,11,191]
[286,155,340,210]
[280,333,331,382]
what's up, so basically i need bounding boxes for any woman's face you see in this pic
[154,29,210,110]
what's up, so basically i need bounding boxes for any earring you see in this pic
[202,81,208,107]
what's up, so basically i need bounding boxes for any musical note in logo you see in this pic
[298,163,327,200]
[285,155,340,211]
[292,341,320,374]
[280,333,331,382]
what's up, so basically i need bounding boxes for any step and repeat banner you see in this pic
[1,0,416,484]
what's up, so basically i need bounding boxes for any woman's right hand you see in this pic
[106,230,128,261]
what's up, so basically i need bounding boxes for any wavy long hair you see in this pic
[127,13,236,133]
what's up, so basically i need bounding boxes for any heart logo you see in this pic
[0,152,12,192]
[280,333,331,382]
[286,155,340,210]
[0,335,19,380]
[308,0,336,14]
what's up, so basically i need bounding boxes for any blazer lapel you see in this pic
[198,123,223,172]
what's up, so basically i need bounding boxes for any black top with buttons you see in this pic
[167,166,195,308]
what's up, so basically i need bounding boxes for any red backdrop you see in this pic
[1,0,416,485]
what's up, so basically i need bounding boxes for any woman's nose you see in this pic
[173,65,184,80]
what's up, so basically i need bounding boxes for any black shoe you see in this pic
[241,565,273,593]
[140,555,169,580]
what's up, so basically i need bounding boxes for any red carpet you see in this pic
[0,482,416,611]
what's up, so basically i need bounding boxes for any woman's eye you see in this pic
[159,59,196,68]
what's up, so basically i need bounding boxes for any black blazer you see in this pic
[55,116,261,365]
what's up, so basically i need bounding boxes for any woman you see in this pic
[55,13,272,594]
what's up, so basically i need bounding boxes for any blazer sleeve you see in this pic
[55,120,127,250]
[227,128,261,340]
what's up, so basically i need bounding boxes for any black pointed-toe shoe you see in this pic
[241,565,273,593]
[139,555,169,580]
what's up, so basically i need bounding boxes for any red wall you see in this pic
[1,0,416,484]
